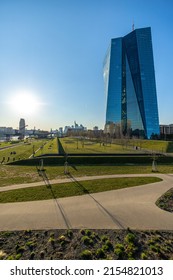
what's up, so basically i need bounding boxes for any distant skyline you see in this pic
[0,0,173,130]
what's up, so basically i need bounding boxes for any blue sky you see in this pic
[0,0,173,130]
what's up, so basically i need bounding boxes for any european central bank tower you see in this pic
[104,27,159,139]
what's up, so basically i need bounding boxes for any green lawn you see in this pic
[59,137,141,154]
[0,138,60,163]
[0,165,42,187]
[0,177,162,203]
[1,138,173,163]
[0,139,47,163]
[35,138,58,156]
[0,164,173,188]
[0,141,19,148]
[127,139,173,153]
[59,137,173,154]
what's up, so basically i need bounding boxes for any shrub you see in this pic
[66,229,73,238]
[15,244,25,254]
[149,244,160,253]
[125,240,138,259]
[80,229,86,235]
[58,235,66,242]
[80,250,93,260]
[58,235,69,247]
[24,229,32,234]
[30,252,35,260]
[81,236,93,246]
[7,255,15,260]
[85,229,92,236]
[141,252,148,260]
[124,233,136,244]
[90,232,98,240]
[102,244,109,252]
[16,253,22,260]
[26,241,36,250]
[48,237,55,246]
[101,235,108,242]
[96,248,106,259]
[105,240,113,250]
[114,243,125,259]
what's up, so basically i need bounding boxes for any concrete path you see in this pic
[0,174,173,231]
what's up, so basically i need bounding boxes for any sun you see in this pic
[8,90,41,116]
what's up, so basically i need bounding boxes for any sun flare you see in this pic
[8,90,41,116]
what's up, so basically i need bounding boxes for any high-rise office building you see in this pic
[19,118,26,138]
[104,27,159,139]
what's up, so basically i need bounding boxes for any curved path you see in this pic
[0,174,173,231]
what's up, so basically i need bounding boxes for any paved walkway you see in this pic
[0,174,173,231]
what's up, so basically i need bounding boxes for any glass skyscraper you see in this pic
[104,27,159,139]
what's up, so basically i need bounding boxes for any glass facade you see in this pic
[104,27,159,139]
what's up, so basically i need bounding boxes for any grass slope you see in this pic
[0,139,47,163]
[126,139,173,153]
[35,138,58,156]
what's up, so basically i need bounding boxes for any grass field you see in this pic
[128,139,173,153]
[0,139,47,163]
[59,137,140,154]
[34,138,58,156]
[0,176,162,203]
[0,141,20,148]
[0,163,173,188]
[0,138,60,163]
[0,165,42,187]
[1,138,173,165]
[60,137,173,154]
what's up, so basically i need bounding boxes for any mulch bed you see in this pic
[0,228,173,260]
[156,188,173,212]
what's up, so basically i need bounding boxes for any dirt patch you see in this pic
[0,229,173,260]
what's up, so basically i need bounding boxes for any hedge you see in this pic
[7,154,173,166]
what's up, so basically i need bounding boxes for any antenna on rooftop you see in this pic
[132,21,135,31]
